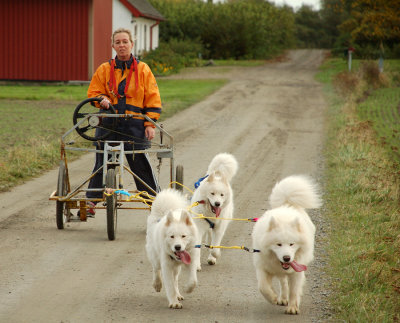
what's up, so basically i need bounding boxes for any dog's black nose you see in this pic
[175,245,181,251]
[215,202,220,207]
[283,256,291,263]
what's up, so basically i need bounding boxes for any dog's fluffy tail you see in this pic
[207,153,238,181]
[269,175,321,210]
[151,188,188,219]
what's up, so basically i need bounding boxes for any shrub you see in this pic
[142,43,183,76]
[333,71,360,98]
[359,61,389,89]
[142,39,208,76]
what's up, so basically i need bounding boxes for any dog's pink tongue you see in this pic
[177,251,191,264]
[290,261,307,272]
[212,206,221,217]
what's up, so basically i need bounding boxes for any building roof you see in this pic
[123,0,165,21]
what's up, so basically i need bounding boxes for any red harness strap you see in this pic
[109,57,138,99]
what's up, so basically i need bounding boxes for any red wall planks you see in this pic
[0,0,89,81]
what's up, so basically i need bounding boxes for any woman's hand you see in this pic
[145,126,155,141]
[100,97,111,109]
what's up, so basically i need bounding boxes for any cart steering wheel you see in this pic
[73,97,117,141]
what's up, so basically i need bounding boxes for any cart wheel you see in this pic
[175,165,184,191]
[106,168,117,241]
[56,161,70,229]
[73,97,117,141]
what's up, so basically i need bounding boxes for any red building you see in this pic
[0,0,164,82]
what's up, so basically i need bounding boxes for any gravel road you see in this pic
[0,49,332,322]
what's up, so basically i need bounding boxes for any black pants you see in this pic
[86,144,159,199]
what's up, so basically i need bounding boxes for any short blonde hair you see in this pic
[112,28,134,44]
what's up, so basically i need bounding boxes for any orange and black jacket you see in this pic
[87,55,162,146]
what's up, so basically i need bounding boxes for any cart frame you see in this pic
[49,99,183,240]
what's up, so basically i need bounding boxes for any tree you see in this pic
[338,0,400,57]
[149,0,295,59]
[295,5,330,48]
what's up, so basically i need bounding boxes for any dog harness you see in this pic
[197,200,215,229]
[194,174,208,189]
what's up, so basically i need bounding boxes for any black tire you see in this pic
[106,168,117,241]
[175,165,184,191]
[72,97,117,141]
[56,161,69,229]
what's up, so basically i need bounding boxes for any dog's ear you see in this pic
[267,216,278,232]
[165,211,174,226]
[207,172,215,182]
[180,210,193,226]
[292,218,302,232]
[294,218,303,232]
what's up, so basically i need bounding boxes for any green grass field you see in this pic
[317,57,400,322]
[358,87,400,158]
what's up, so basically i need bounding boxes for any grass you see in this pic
[318,57,400,322]
[0,84,89,100]
[358,88,400,158]
[0,78,227,191]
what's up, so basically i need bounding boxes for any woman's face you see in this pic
[112,32,133,61]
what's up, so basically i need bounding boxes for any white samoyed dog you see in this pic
[146,189,199,309]
[252,175,321,315]
[191,153,238,269]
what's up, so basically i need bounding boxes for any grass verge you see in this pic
[0,78,227,191]
[318,57,400,322]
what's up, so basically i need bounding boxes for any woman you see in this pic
[85,28,162,216]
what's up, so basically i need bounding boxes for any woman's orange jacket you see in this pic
[87,57,162,129]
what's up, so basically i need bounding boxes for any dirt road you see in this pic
[0,50,330,322]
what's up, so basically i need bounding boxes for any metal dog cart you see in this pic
[49,97,183,240]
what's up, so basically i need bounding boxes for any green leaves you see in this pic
[149,0,294,59]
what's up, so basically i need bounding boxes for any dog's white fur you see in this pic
[252,175,321,314]
[191,153,238,269]
[146,189,199,309]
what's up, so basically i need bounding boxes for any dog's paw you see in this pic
[169,302,183,309]
[177,293,184,301]
[285,305,300,315]
[153,280,162,292]
[196,265,202,272]
[207,255,216,265]
[265,294,279,305]
[184,281,197,293]
[211,249,221,259]
[277,298,288,306]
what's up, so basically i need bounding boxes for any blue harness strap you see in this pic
[194,174,209,189]
[114,189,131,197]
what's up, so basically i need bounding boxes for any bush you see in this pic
[142,43,183,76]
[333,71,360,98]
[332,60,390,99]
[142,39,208,76]
[359,61,389,89]
[149,0,294,60]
